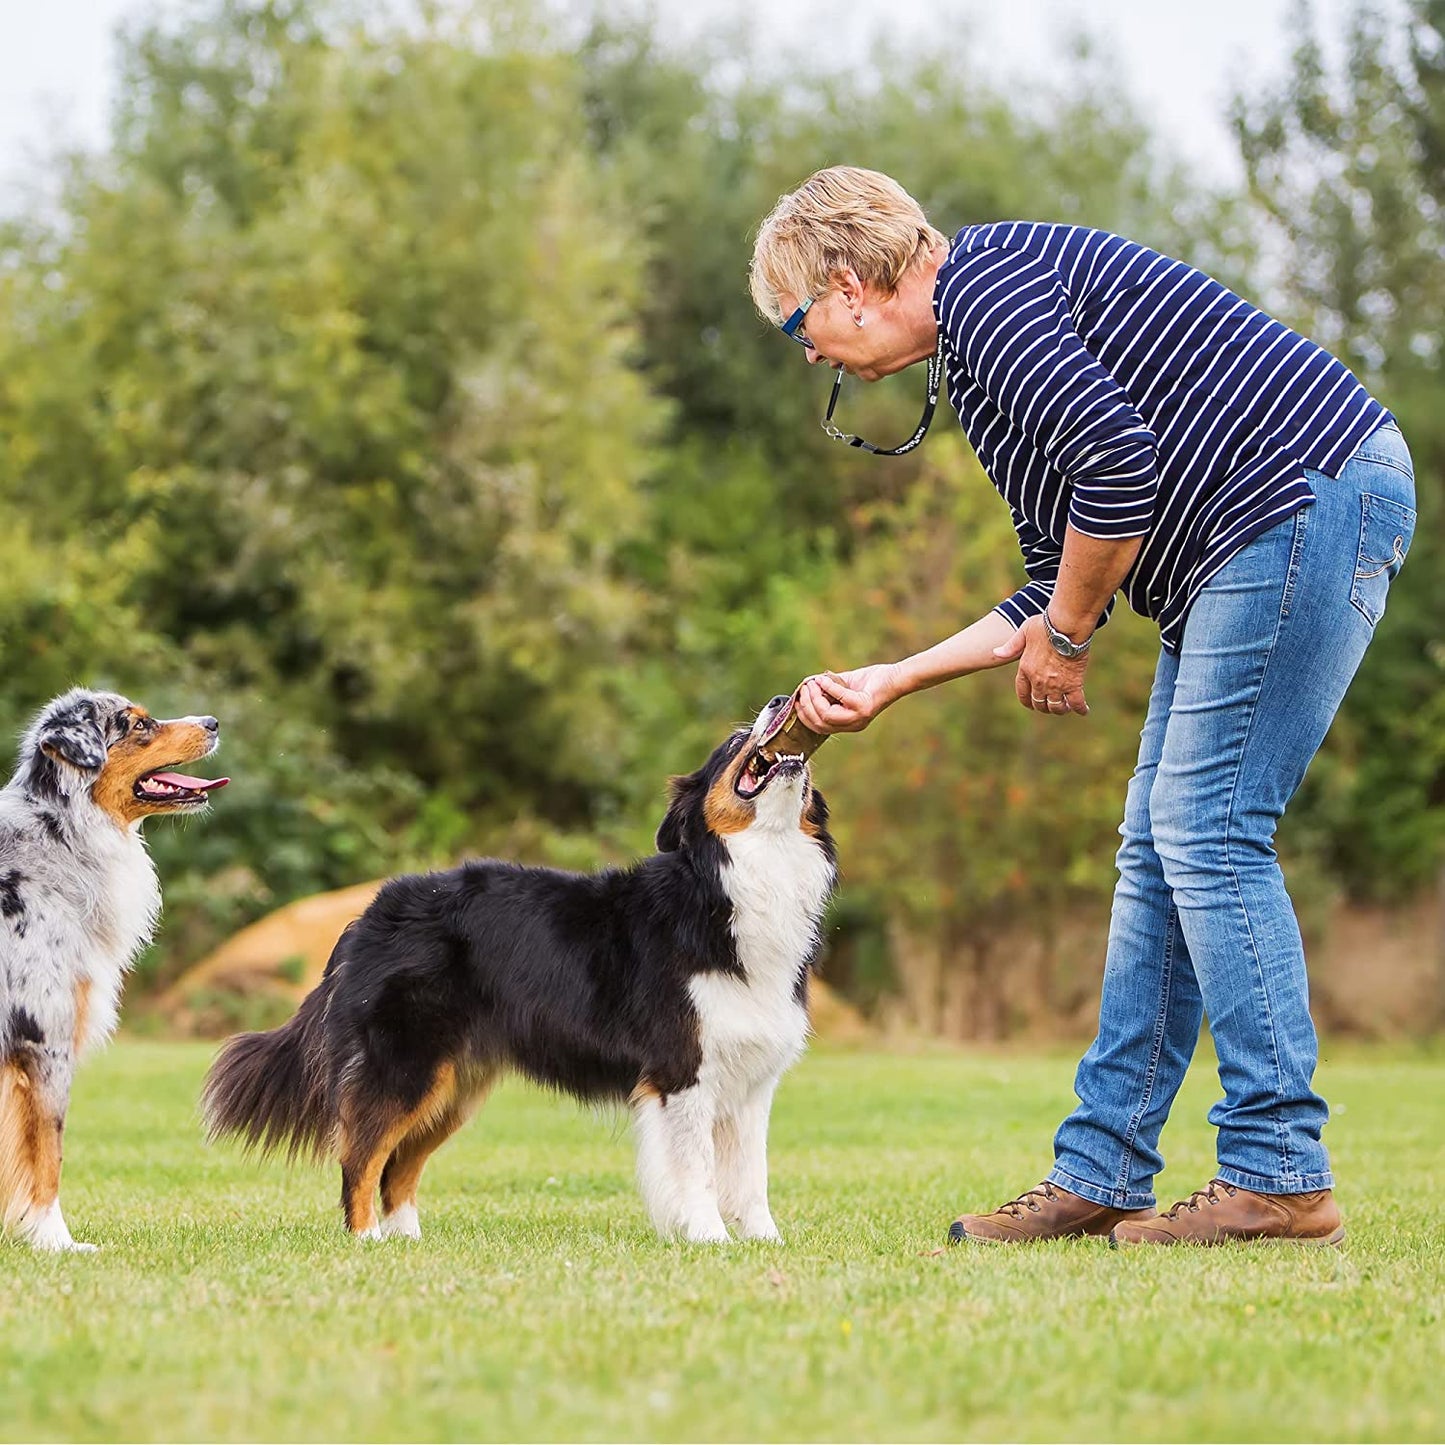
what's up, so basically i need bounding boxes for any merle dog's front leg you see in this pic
[5,1042,94,1252]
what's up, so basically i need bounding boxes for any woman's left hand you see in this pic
[993,616,1091,716]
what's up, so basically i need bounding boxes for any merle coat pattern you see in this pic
[1,689,223,1251]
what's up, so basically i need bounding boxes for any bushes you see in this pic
[0,0,1437,1029]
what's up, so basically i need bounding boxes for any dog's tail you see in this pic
[201,971,339,1164]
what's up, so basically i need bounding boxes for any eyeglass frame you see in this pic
[779,297,816,349]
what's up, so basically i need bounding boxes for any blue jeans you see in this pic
[1050,421,1418,1206]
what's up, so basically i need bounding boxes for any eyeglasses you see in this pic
[779,297,816,349]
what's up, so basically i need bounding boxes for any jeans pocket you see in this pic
[1350,493,1417,628]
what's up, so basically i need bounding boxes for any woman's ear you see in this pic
[832,265,866,312]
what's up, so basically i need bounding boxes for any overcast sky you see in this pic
[0,0,1409,196]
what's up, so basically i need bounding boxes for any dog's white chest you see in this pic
[91,830,162,960]
[689,827,834,1086]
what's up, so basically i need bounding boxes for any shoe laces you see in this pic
[995,1182,1061,1219]
[1164,1179,1237,1219]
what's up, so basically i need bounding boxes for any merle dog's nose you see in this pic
[200,716,219,733]
[768,695,789,711]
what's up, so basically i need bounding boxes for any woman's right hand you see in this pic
[795,663,905,734]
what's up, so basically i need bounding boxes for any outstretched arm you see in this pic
[794,610,1017,734]
[796,521,1140,733]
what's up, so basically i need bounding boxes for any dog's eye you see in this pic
[130,716,149,734]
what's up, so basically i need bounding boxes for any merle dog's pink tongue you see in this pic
[149,771,229,791]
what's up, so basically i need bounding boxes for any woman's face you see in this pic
[776,279,909,382]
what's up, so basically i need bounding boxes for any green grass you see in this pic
[3,1041,1442,1442]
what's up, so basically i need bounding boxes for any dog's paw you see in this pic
[33,1237,100,1254]
[24,1203,94,1253]
[379,1204,421,1241]
[680,1211,731,1244]
[354,1224,384,1241]
[739,1212,782,1243]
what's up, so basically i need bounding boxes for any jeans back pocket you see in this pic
[1351,493,1417,628]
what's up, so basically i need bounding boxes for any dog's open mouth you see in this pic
[134,769,230,806]
[735,692,831,799]
[735,749,805,799]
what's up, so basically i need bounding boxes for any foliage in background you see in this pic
[0,0,1438,1022]
[1235,0,1445,899]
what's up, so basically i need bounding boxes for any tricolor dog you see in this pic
[0,689,227,1251]
[204,694,833,1244]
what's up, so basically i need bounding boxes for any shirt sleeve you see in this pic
[992,509,1120,631]
[937,243,1159,540]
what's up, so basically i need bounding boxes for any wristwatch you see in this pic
[1043,606,1093,660]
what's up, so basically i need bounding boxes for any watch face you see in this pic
[1044,611,1087,658]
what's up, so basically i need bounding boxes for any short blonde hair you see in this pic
[748,166,949,324]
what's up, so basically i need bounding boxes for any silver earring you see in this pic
[854,314,864,328]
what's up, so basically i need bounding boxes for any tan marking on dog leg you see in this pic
[340,1062,461,1235]
[380,1072,493,1218]
[0,1059,64,1237]
[28,1099,63,1216]
[0,1064,37,1234]
[72,979,92,1056]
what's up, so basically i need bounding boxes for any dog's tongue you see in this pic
[149,771,229,792]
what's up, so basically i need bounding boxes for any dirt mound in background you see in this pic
[158,879,385,1036]
[161,878,871,1043]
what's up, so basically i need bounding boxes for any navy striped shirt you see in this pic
[933,223,1389,652]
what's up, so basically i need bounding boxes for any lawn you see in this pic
[3,1039,1442,1442]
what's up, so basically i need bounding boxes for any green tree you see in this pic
[0,1,666,836]
[2,0,1433,1027]
[1234,0,1445,899]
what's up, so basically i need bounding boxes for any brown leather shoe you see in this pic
[1109,1179,1345,1247]
[949,1181,1154,1244]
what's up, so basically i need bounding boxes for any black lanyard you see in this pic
[820,333,945,456]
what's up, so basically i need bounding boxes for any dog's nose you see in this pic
[768,695,789,711]
[200,716,220,733]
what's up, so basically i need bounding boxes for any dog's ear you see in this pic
[39,701,108,776]
[655,767,708,854]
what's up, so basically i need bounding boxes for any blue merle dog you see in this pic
[0,689,226,1250]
